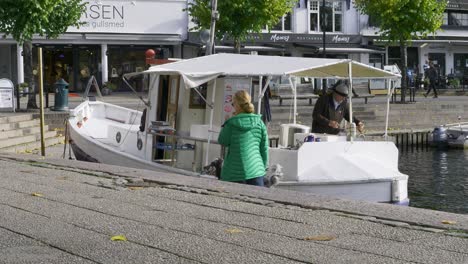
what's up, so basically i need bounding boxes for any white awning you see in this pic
[124,53,400,89]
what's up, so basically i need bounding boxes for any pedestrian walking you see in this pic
[424,62,439,98]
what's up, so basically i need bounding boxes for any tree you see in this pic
[354,0,446,102]
[186,0,296,53]
[0,0,85,109]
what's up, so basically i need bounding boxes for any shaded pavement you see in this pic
[0,153,467,263]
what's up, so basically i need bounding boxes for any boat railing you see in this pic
[443,121,468,127]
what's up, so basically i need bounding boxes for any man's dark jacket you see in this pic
[312,93,361,135]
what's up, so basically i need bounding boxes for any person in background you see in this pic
[424,61,439,98]
[423,60,430,74]
[218,90,269,186]
[312,81,364,135]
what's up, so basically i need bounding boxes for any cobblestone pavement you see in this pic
[0,153,467,263]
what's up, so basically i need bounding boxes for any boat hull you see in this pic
[276,180,409,205]
[269,140,409,205]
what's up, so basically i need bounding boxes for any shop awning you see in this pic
[213,45,285,52]
[318,47,385,54]
[124,53,400,89]
[29,33,182,45]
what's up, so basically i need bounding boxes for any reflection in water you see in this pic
[399,149,468,214]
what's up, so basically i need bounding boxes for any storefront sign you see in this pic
[190,32,361,45]
[245,33,361,44]
[68,0,186,35]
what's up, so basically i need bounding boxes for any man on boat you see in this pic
[312,81,364,135]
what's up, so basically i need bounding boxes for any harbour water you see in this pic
[399,149,468,214]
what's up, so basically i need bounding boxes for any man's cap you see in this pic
[333,83,349,97]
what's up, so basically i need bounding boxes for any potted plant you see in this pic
[19,82,29,97]
[102,81,116,95]
[449,78,460,89]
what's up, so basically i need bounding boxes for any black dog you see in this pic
[202,158,223,179]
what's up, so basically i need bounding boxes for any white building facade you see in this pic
[2,0,467,90]
[186,0,385,67]
[0,0,188,91]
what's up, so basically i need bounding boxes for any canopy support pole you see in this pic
[384,79,394,141]
[145,74,160,161]
[258,76,263,114]
[257,76,272,114]
[288,77,297,124]
[348,61,355,142]
[205,78,217,166]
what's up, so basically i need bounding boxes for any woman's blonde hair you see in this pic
[233,90,254,114]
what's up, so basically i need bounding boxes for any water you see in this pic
[399,149,468,214]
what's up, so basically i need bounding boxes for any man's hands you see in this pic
[357,122,365,133]
[328,120,365,133]
[328,120,339,129]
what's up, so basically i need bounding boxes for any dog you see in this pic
[202,158,223,179]
[264,164,284,187]
[202,159,283,188]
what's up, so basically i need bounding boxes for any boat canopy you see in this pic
[124,53,401,89]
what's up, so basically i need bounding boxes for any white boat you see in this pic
[429,122,468,149]
[68,53,409,205]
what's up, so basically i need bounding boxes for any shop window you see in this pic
[42,48,75,90]
[308,0,343,33]
[453,54,468,77]
[107,46,172,92]
[77,47,100,92]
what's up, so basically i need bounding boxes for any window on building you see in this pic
[369,53,383,69]
[443,12,448,25]
[308,0,343,32]
[443,11,468,26]
[264,12,292,31]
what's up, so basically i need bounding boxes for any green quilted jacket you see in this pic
[218,113,269,182]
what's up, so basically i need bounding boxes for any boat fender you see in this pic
[139,109,147,132]
[137,138,143,150]
[116,132,121,143]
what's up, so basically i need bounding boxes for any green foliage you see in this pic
[186,0,296,45]
[0,0,86,43]
[104,81,117,91]
[354,0,447,46]
[449,78,460,88]
[354,0,446,102]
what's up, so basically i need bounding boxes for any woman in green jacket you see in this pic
[218,90,269,186]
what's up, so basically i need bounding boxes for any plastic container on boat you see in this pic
[279,124,310,147]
